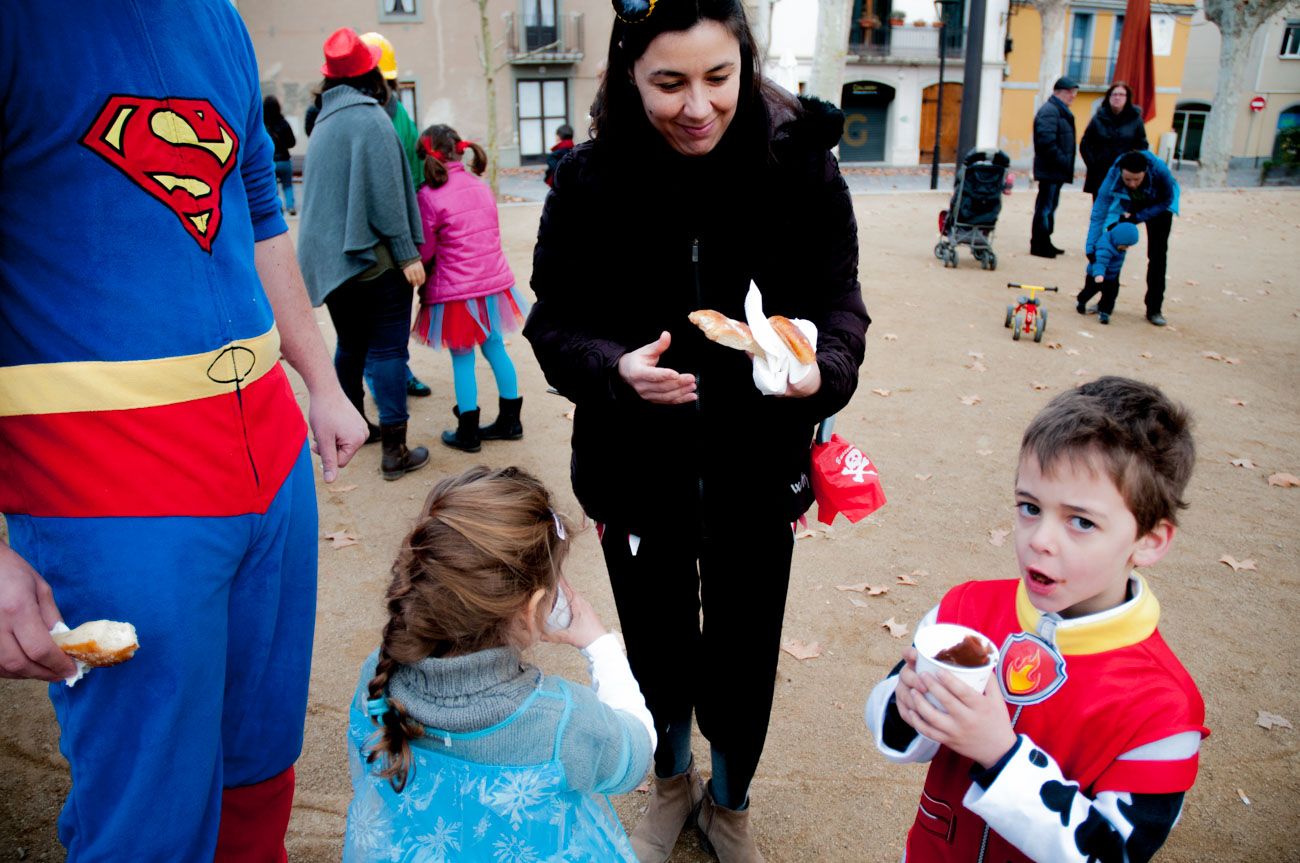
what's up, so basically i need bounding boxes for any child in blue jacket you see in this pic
[1076,221,1139,324]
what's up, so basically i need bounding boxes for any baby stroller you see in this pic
[934,149,1012,270]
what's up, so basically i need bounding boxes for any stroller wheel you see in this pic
[948,248,959,268]
[934,242,946,261]
[987,252,998,271]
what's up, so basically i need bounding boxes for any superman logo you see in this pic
[81,95,239,253]
[998,632,1068,705]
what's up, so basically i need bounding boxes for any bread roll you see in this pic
[688,310,760,355]
[52,620,139,667]
[768,315,815,365]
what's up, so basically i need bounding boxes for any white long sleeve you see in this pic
[581,633,657,752]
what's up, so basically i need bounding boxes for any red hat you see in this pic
[320,27,382,78]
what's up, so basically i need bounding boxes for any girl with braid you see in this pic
[343,466,654,862]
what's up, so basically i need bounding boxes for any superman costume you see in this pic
[865,576,1208,863]
[1,2,315,861]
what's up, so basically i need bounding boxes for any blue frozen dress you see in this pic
[344,675,638,863]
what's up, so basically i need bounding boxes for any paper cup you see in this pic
[913,623,999,711]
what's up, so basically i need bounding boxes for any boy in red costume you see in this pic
[866,376,1207,862]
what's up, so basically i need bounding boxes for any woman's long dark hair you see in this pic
[262,95,284,125]
[590,0,780,159]
[320,68,389,104]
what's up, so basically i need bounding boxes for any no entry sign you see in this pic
[1250,96,1267,112]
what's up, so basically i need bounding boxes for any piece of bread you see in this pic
[768,315,816,364]
[52,620,139,667]
[688,310,760,354]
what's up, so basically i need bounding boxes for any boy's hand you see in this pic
[896,661,1018,770]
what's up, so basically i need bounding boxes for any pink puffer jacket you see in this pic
[417,162,515,304]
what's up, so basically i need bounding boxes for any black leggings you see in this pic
[600,516,794,802]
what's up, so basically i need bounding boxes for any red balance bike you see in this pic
[1005,283,1058,343]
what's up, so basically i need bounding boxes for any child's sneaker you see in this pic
[1099,312,1110,325]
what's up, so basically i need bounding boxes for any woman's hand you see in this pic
[780,360,821,398]
[541,579,608,650]
[402,259,426,288]
[617,331,697,405]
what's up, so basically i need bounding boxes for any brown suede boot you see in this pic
[629,762,705,863]
[697,787,765,863]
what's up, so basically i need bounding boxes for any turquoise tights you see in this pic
[451,329,518,412]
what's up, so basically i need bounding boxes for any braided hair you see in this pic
[363,465,573,790]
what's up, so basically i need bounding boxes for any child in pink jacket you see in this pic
[413,124,529,452]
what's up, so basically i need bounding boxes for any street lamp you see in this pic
[929,0,959,190]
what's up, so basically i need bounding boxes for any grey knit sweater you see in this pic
[296,85,423,306]
[359,646,651,795]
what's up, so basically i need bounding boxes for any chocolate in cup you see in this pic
[912,623,1000,712]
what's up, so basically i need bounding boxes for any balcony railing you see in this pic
[849,24,966,61]
[1064,54,1117,88]
[504,11,584,63]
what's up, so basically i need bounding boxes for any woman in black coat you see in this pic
[1080,82,1149,199]
[524,0,868,857]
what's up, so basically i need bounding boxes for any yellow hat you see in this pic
[359,32,398,80]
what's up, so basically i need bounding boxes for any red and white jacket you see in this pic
[866,576,1207,863]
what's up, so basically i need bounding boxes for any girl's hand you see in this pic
[541,580,607,650]
[893,647,927,720]
[895,665,1018,770]
[402,260,426,288]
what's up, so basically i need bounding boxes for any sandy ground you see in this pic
[2,187,1298,861]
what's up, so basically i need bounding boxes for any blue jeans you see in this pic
[325,269,412,425]
[273,159,295,212]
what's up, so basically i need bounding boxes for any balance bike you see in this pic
[1005,283,1058,343]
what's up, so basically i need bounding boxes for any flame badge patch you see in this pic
[81,95,239,253]
[998,632,1067,705]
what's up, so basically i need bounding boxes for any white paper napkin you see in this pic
[743,282,817,396]
[49,621,88,687]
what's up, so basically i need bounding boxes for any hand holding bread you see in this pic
[689,309,815,365]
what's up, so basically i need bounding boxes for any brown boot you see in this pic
[697,787,765,863]
[630,762,705,863]
[379,422,430,481]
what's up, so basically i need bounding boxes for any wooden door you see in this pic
[919,82,962,163]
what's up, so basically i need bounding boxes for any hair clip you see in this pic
[455,140,470,154]
[366,696,389,720]
[550,508,567,541]
[612,0,656,24]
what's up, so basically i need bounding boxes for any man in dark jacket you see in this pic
[1030,76,1079,257]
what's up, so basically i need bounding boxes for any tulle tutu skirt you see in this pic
[413,285,530,352]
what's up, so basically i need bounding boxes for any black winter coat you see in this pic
[1080,104,1148,195]
[1032,95,1077,183]
[525,95,869,536]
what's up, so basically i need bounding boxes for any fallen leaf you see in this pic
[1268,472,1300,488]
[1139,351,1153,359]
[1073,368,1089,377]
[330,483,359,493]
[1045,341,1063,350]
[881,617,909,638]
[794,527,818,540]
[1202,351,1224,361]
[781,638,823,660]
[1185,279,1200,286]
[563,408,575,421]
[867,584,889,596]
[836,582,871,592]
[1237,788,1252,806]
[882,333,898,341]
[1229,458,1256,469]
[896,572,920,586]
[960,394,981,406]
[1222,289,1237,296]
[1224,357,1241,365]
[976,449,993,456]
[872,388,892,397]
[323,530,358,549]
[1227,398,1248,407]
[1031,381,1049,391]
[1257,710,1294,731]
[988,528,1010,547]
[966,360,988,373]
[1065,348,1081,356]
[915,473,932,482]
[1077,331,1094,339]
[967,351,985,359]
[1219,555,1258,573]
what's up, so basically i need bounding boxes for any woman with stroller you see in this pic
[1080,82,1148,201]
[524,0,869,858]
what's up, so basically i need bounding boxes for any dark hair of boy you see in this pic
[362,465,573,789]
[418,124,487,190]
[1019,376,1194,536]
[556,123,574,141]
[1118,150,1149,173]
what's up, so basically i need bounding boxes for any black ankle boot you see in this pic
[479,397,523,441]
[380,422,430,480]
[441,407,481,452]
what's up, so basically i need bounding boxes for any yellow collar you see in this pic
[1014,573,1160,655]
